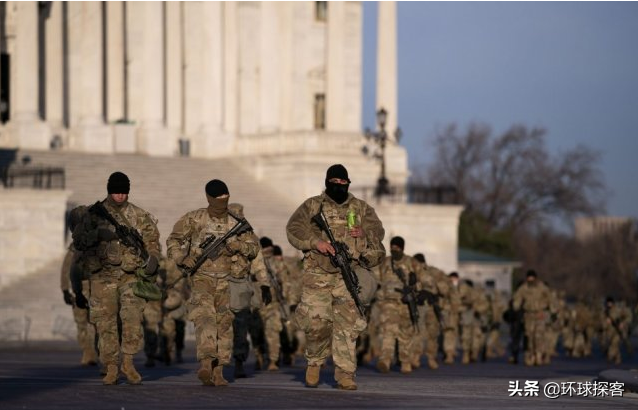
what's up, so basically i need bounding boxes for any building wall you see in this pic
[0,188,71,288]
[457,262,517,295]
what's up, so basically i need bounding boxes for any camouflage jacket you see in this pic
[512,281,552,313]
[286,192,385,274]
[72,197,161,274]
[166,204,260,279]
[376,254,428,302]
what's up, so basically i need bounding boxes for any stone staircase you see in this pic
[0,149,302,341]
[10,149,299,253]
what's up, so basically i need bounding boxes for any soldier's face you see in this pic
[110,193,128,203]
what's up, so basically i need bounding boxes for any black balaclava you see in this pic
[205,179,229,218]
[325,164,350,204]
[390,236,405,260]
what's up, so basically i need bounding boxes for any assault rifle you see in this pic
[264,258,290,323]
[311,205,366,317]
[420,288,444,329]
[89,200,149,262]
[391,260,420,331]
[183,213,253,278]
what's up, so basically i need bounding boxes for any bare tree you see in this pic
[425,123,607,231]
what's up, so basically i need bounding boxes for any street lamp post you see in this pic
[364,108,401,199]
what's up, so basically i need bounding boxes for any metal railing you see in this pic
[0,164,65,189]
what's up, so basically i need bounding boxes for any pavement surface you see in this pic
[0,341,637,410]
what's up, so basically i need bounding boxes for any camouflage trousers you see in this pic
[422,306,441,360]
[378,300,416,365]
[89,270,145,366]
[460,322,485,361]
[523,311,547,362]
[293,272,367,374]
[72,283,97,360]
[485,325,505,358]
[187,275,233,365]
[143,300,162,358]
[260,302,283,363]
[441,310,459,359]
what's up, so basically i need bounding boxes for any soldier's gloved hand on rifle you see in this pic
[225,240,243,255]
[261,286,272,306]
[290,304,298,313]
[145,255,159,276]
[315,240,336,256]
[75,292,89,310]
[179,255,197,270]
[408,272,417,286]
[62,290,74,306]
[97,228,118,242]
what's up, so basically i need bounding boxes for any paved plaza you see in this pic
[0,341,636,409]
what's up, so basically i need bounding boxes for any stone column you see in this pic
[67,1,112,153]
[259,2,280,134]
[105,1,124,123]
[182,2,201,143]
[326,1,346,132]
[7,1,50,149]
[165,2,182,140]
[45,1,64,141]
[376,1,397,140]
[128,2,171,156]
[192,1,229,157]
[223,1,238,136]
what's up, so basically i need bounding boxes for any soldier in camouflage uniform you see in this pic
[72,172,161,385]
[512,270,553,366]
[571,300,595,358]
[603,297,630,365]
[167,179,269,386]
[543,288,564,363]
[257,236,291,371]
[60,206,98,366]
[459,280,490,364]
[286,164,385,390]
[444,272,463,364]
[412,253,451,370]
[484,281,506,359]
[375,237,429,374]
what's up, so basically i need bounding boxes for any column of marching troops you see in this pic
[59,165,636,389]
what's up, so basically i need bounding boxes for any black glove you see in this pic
[97,228,118,242]
[261,286,272,306]
[290,304,298,313]
[63,290,74,306]
[75,292,89,310]
[408,272,417,286]
[145,255,159,276]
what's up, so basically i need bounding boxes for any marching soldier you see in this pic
[512,270,553,366]
[167,179,269,386]
[72,172,161,385]
[286,164,385,390]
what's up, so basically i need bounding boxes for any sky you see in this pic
[362,1,638,219]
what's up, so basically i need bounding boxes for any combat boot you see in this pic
[121,354,142,385]
[254,351,264,371]
[443,353,454,364]
[102,364,119,385]
[267,361,279,371]
[212,365,229,386]
[376,359,390,373]
[81,350,98,366]
[197,358,214,385]
[335,367,357,391]
[411,355,421,369]
[427,356,439,370]
[400,362,413,374]
[305,365,320,388]
[461,352,470,364]
[234,360,247,379]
